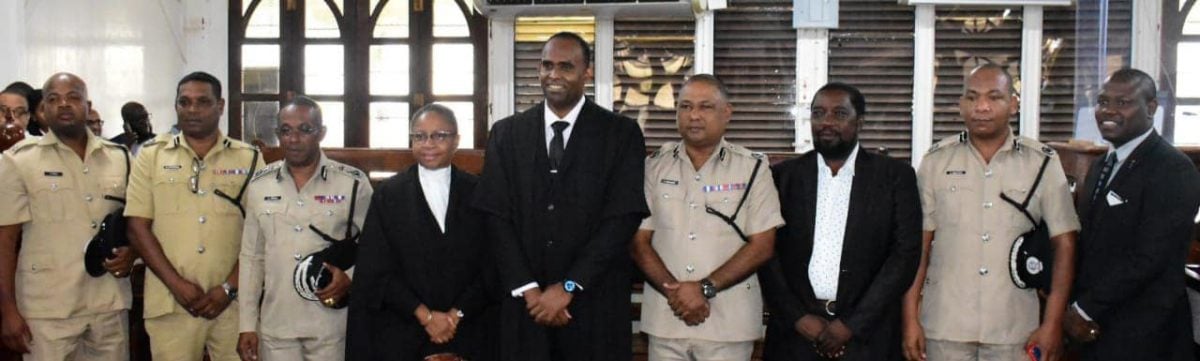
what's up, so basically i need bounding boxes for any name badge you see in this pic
[43,171,63,177]
[660,179,679,185]
[945,170,966,176]
[163,165,183,170]
[264,195,282,201]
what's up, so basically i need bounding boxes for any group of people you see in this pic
[0,30,1197,361]
[1,81,158,152]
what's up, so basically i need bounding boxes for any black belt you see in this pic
[810,299,838,317]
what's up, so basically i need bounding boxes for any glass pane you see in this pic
[1178,42,1200,98]
[432,44,473,95]
[306,0,342,38]
[246,0,280,38]
[374,0,409,38]
[242,45,280,93]
[440,101,475,149]
[933,7,1022,140]
[1185,4,1200,35]
[242,102,280,147]
[306,45,344,95]
[1175,105,1200,145]
[370,45,410,96]
[369,102,410,147]
[318,101,345,147]
[433,0,470,37]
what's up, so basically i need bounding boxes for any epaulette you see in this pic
[251,163,282,182]
[331,164,366,180]
[927,132,966,155]
[98,138,129,151]
[751,152,766,160]
[1013,136,1055,156]
[6,138,39,154]
[649,142,680,159]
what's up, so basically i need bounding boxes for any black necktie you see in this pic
[549,121,569,172]
[1092,152,1117,201]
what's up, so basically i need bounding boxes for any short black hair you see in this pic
[120,101,148,123]
[682,73,731,103]
[410,103,459,133]
[1107,67,1157,102]
[281,95,324,125]
[177,71,223,99]
[967,62,1016,96]
[546,32,592,68]
[814,82,866,118]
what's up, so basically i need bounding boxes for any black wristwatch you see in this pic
[700,278,717,299]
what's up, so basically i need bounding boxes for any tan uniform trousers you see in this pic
[925,339,1027,361]
[23,311,128,361]
[144,305,239,361]
[259,333,345,361]
[647,335,754,361]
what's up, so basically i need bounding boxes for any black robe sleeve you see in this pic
[472,118,539,292]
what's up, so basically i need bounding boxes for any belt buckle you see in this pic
[824,300,837,316]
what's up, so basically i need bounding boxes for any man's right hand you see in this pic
[523,288,543,314]
[0,308,32,354]
[237,332,259,361]
[663,282,710,326]
[901,317,926,361]
[794,314,828,342]
[168,279,207,316]
[1063,307,1099,343]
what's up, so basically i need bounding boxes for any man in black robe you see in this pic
[472,31,649,361]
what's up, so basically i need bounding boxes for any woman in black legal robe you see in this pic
[346,105,496,361]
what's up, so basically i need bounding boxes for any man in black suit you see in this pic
[1065,68,1200,361]
[760,82,922,361]
[347,104,492,361]
[471,32,648,361]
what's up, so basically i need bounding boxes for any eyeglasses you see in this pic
[189,158,205,194]
[410,131,456,144]
[275,124,322,137]
[0,106,29,119]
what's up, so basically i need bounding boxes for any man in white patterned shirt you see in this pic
[760,82,922,360]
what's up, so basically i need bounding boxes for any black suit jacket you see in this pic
[472,100,648,361]
[760,149,922,361]
[347,165,494,361]
[1073,132,1200,361]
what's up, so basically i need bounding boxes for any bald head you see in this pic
[40,72,91,139]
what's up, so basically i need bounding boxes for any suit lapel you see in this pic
[408,165,444,235]
[800,153,819,237]
[836,149,872,301]
[1102,132,1159,197]
[444,167,465,234]
[557,101,594,174]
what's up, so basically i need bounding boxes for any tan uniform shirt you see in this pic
[239,154,372,339]
[0,132,132,319]
[125,134,265,319]
[639,140,785,342]
[917,132,1079,344]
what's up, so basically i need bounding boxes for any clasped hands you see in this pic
[524,283,574,327]
[796,314,852,359]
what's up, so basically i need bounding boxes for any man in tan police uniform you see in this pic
[632,74,784,360]
[237,96,371,361]
[126,72,265,361]
[902,64,1079,361]
[0,73,138,361]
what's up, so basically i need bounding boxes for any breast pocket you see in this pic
[152,170,186,215]
[28,179,71,222]
[651,184,687,230]
[703,188,745,238]
[1002,187,1040,230]
[212,175,249,216]
[99,175,126,200]
[933,181,969,226]
[311,202,353,238]
[256,203,286,246]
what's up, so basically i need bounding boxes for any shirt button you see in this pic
[979,267,989,275]
[198,216,206,224]
[982,233,990,242]
[688,232,696,240]
[84,194,94,202]
[722,197,729,203]
[686,265,695,273]
[950,185,957,192]
[82,167,90,174]
[198,189,206,195]
[326,210,334,216]
[662,193,670,199]
[294,253,302,261]
[197,246,206,254]
[91,221,98,229]
[296,200,305,207]
[294,225,303,232]
[51,183,58,191]
[547,204,555,211]
[694,175,701,181]
[983,202,993,209]
[689,202,696,209]
[984,168,994,178]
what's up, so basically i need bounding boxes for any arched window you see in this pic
[230,0,488,148]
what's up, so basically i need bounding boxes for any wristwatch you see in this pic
[700,278,717,299]
[455,309,465,319]
[563,280,581,294]
[222,281,238,301]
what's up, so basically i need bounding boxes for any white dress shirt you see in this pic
[418,165,451,232]
[809,145,860,301]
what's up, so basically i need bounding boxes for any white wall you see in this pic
[2,0,228,138]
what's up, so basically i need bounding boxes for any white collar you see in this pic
[418,164,451,181]
[1107,128,1154,163]
[816,144,860,177]
[543,96,586,129]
